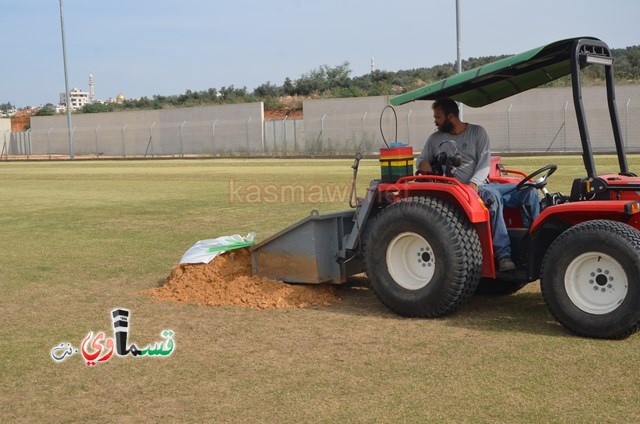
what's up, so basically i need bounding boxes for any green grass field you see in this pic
[2,156,640,423]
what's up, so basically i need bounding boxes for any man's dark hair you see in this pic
[432,98,459,118]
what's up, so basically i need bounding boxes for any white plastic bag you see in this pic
[179,232,256,264]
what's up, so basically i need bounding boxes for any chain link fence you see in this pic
[300,86,640,155]
[25,119,262,158]
[263,119,303,154]
[3,86,639,160]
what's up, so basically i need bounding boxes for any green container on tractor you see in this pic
[251,37,640,339]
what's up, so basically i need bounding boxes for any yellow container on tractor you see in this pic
[379,144,414,183]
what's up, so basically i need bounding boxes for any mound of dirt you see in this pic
[144,248,337,309]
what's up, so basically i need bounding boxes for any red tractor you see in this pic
[252,37,640,339]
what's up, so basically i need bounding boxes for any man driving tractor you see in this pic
[416,98,540,273]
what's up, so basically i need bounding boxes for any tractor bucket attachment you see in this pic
[250,210,363,284]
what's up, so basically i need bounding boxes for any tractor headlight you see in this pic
[585,55,614,65]
[624,201,640,216]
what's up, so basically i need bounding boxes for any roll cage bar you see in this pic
[391,37,629,179]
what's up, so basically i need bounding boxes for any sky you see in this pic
[2,0,639,107]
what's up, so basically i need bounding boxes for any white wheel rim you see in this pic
[386,232,435,290]
[564,252,628,315]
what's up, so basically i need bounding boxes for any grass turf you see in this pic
[1,156,640,422]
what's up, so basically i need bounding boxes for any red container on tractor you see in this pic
[379,144,414,183]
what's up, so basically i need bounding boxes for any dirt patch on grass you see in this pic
[143,248,337,309]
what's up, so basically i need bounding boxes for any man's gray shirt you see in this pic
[416,123,491,186]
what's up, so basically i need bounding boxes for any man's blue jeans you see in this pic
[478,183,540,260]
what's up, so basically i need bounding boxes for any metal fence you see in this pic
[24,119,262,158]
[263,119,303,154]
[9,103,265,159]
[3,86,639,160]
[300,86,640,155]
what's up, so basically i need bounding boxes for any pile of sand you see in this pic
[144,248,337,309]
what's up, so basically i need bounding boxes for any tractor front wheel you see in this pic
[540,220,640,339]
[364,197,482,317]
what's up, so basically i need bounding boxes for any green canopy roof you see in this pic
[390,37,600,108]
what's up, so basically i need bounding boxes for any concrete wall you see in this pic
[302,86,640,154]
[20,85,640,157]
[463,85,640,153]
[0,118,11,154]
[0,118,10,135]
[302,96,432,153]
[30,102,264,156]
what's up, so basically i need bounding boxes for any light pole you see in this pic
[59,0,74,159]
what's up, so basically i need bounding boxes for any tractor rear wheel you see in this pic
[540,220,640,339]
[475,278,527,296]
[364,196,482,317]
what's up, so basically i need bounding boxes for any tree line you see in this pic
[0,102,15,113]
[15,45,640,116]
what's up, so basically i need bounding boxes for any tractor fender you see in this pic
[377,178,494,277]
[531,201,640,233]
[529,200,640,278]
[377,177,490,223]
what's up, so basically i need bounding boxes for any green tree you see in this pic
[283,77,295,96]
[218,85,253,103]
[82,102,113,113]
[293,62,352,96]
[614,47,640,80]
[35,104,56,116]
[253,81,283,98]
[0,102,14,113]
[33,44,639,115]
[325,61,351,88]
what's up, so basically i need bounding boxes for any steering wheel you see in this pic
[515,164,557,191]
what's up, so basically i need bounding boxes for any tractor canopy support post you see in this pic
[605,65,629,174]
[571,40,597,178]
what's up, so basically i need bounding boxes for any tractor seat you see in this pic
[489,156,507,179]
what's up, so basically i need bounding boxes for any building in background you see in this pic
[58,87,89,111]
[57,74,101,112]
[105,93,126,104]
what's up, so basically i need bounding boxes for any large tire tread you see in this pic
[364,196,482,317]
[540,220,640,339]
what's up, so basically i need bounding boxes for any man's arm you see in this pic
[416,135,435,173]
[469,126,491,187]
[417,159,434,174]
